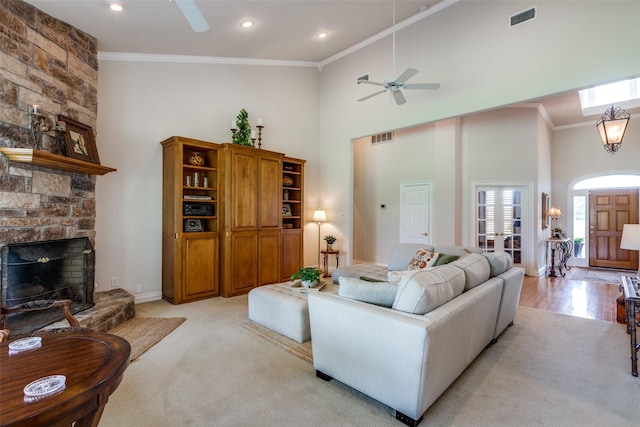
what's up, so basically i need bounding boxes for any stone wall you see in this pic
[0,0,99,246]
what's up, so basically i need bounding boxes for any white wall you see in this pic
[95,60,319,299]
[93,1,640,298]
[319,1,640,271]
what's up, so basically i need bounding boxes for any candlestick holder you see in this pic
[28,105,49,150]
[256,125,264,149]
[230,128,237,141]
[250,138,256,147]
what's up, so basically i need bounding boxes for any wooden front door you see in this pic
[589,188,639,269]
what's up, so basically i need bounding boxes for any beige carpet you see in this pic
[241,321,313,364]
[99,296,640,427]
[108,317,186,361]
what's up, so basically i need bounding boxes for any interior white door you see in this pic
[400,182,431,245]
[476,186,523,265]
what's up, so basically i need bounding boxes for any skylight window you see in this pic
[579,77,640,116]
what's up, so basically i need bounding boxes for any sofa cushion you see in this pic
[338,277,398,307]
[435,254,459,266]
[392,264,465,315]
[483,251,513,277]
[387,243,434,271]
[450,253,491,291]
[407,249,440,271]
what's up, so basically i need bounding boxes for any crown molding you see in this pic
[98,52,319,68]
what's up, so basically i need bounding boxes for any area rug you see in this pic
[108,317,186,361]
[567,267,632,284]
[241,321,313,364]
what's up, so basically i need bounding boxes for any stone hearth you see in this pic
[43,288,135,333]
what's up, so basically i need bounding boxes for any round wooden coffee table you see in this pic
[1,331,131,426]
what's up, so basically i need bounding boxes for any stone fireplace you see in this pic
[0,1,133,335]
[1,237,95,335]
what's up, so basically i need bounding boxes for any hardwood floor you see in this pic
[519,267,628,323]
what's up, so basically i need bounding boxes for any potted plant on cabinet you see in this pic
[291,267,321,288]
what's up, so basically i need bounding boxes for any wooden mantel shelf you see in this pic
[0,148,116,175]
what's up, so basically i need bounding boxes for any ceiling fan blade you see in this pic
[393,90,407,105]
[395,68,419,84]
[358,90,386,102]
[175,0,210,32]
[404,83,441,90]
[357,79,385,87]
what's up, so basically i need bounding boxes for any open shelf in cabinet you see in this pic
[182,145,219,233]
[282,159,304,230]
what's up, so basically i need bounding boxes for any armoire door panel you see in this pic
[258,231,281,285]
[230,233,258,295]
[259,156,282,229]
[231,151,258,230]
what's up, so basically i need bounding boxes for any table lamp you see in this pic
[620,224,640,277]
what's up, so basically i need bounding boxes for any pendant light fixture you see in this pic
[596,104,630,153]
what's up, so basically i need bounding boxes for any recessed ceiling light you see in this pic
[317,32,328,39]
[241,20,254,29]
[108,2,124,12]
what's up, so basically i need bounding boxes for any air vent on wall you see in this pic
[510,7,536,27]
[371,132,393,145]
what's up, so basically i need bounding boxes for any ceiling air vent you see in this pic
[510,7,536,27]
[371,132,393,145]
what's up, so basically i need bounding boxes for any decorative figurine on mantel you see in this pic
[232,109,252,146]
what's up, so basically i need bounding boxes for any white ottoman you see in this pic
[248,281,335,343]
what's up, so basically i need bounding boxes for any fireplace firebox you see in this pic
[1,238,95,335]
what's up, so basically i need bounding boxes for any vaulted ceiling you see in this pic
[24,0,639,128]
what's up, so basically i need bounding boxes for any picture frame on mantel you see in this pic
[542,192,550,229]
[58,115,101,164]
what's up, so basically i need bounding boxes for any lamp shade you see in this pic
[312,210,327,223]
[620,224,640,251]
[547,207,562,218]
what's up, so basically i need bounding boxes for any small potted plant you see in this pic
[291,267,321,288]
[323,235,337,251]
[573,237,584,257]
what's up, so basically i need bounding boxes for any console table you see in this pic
[546,238,572,277]
[621,275,640,376]
[0,331,130,426]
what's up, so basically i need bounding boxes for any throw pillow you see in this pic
[338,277,398,307]
[483,251,513,277]
[392,264,465,315]
[450,253,491,291]
[435,254,459,266]
[407,249,439,271]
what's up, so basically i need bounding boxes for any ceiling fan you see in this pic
[357,1,440,105]
[174,0,210,32]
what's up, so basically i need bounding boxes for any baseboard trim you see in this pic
[134,291,162,304]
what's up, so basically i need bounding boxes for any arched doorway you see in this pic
[570,174,640,269]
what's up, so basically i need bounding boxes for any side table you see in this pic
[621,275,640,376]
[321,249,339,278]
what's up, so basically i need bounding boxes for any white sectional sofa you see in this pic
[308,247,524,427]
